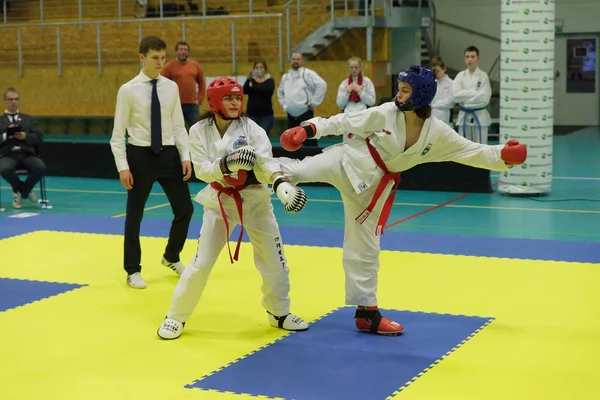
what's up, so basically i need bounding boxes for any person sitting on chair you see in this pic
[0,87,46,209]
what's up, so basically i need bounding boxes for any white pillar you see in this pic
[498,0,555,195]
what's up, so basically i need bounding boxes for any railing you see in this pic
[326,0,429,61]
[0,13,285,75]
[328,0,389,24]
[0,0,331,75]
[2,0,271,26]
[488,54,501,85]
[0,0,435,74]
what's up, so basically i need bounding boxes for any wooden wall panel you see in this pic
[0,60,383,119]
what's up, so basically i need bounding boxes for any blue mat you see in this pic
[187,307,493,399]
[0,278,85,312]
[2,213,599,262]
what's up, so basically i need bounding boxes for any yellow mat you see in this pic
[0,231,599,400]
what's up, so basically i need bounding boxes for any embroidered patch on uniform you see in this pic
[358,182,368,191]
[232,137,248,149]
[420,143,433,156]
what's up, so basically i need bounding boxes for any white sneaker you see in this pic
[126,272,147,289]
[267,312,309,331]
[12,192,22,209]
[161,257,185,276]
[157,317,184,340]
[27,192,38,203]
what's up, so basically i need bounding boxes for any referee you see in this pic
[110,36,194,289]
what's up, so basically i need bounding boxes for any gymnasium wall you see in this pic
[433,0,600,73]
[0,16,393,119]
[0,59,390,119]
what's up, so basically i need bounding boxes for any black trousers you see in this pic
[286,109,318,147]
[124,145,194,275]
[0,151,47,197]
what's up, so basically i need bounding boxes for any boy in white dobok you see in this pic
[279,65,527,336]
[158,78,309,340]
[429,56,455,127]
[452,46,492,144]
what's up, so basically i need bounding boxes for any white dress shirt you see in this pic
[110,70,190,172]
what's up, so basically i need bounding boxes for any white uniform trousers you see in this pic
[167,193,291,322]
[460,124,488,144]
[280,145,392,306]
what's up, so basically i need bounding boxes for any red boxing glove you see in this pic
[224,170,248,187]
[280,123,316,152]
[501,139,527,166]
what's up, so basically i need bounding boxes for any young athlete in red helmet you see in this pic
[278,65,527,336]
[158,77,309,340]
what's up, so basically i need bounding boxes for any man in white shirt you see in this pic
[277,53,327,147]
[452,46,492,144]
[110,36,194,289]
[336,56,376,142]
[429,56,455,127]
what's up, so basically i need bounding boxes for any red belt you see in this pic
[209,181,247,263]
[354,138,401,236]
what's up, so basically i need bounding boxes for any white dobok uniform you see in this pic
[452,67,492,144]
[430,75,455,127]
[279,102,509,306]
[166,117,292,322]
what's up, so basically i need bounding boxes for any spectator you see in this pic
[277,53,327,147]
[336,56,376,142]
[162,41,206,128]
[452,46,492,144]
[429,56,455,127]
[0,87,46,209]
[243,58,275,135]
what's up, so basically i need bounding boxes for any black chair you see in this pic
[0,147,51,212]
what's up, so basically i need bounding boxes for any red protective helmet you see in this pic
[207,77,244,119]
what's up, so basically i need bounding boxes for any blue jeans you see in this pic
[250,115,275,135]
[181,104,200,128]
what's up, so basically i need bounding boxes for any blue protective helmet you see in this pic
[395,65,437,111]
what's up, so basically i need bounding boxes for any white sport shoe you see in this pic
[267,312,309,331]
[157,317,184,340]
[12,192,22,209]
[27,192,38,203]
[126,272,147,289]
[161,257,185,276]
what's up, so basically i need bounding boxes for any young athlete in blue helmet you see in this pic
[278,65,527,335]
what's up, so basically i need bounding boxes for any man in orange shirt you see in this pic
[162,41,206,128]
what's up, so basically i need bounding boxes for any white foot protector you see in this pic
[267,312,309,331]
[157,317,184,340]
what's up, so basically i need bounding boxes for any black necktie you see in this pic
[7,113,17,123]
[150,79,162,154]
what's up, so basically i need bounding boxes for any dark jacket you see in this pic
[0,113,43,158]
